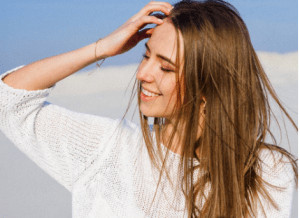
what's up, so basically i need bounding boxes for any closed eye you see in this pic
[160,67,174,72]
[143,53,174,72]
[142,54,149,59]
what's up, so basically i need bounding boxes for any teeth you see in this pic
[142,88,160,97]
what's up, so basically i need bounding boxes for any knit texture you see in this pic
[0,66,296,218]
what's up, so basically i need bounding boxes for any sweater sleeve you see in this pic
[0,66,120,193]
[257,149,296,218]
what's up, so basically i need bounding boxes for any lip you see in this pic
[140,91,160,102]
[142,86,162,95]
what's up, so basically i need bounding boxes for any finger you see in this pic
[150,12,167,20]
[134,16,164,30]
[144,4,172,15]
[129,2,172,23]
[147,1,173,9]
[138,28,154,41]
[137,14,165,30]
[137,4,172,18]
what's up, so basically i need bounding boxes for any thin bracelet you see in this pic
[95,38,105,68]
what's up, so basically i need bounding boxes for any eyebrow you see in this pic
[145,43,176,67]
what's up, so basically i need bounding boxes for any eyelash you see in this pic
[142,54,149,59]
[142,54,174,73]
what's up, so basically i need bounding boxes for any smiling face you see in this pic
[136,19,184,119]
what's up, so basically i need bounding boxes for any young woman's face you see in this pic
[136,19,184,118]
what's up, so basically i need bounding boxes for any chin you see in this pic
[139,107,157,118]
[140,110,157,118]
[139,104,172,118]
[140,109,168,119]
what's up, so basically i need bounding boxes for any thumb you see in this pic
[137,28,154,41]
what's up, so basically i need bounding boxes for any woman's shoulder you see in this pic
[104,118,143,149]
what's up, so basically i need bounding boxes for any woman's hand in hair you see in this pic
[1,2,172,91]
[97,1,173,59]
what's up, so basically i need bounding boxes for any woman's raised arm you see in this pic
[2,1,172,91]
[0,1,173,193]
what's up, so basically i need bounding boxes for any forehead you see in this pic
[147,19,183,61]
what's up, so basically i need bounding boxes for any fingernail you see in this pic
[158,19,164,23]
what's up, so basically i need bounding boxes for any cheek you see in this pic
[161,80,178,107]
[160,80,176,98]
[162,77,185,111]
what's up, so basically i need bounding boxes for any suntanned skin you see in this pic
[3,44,99,91]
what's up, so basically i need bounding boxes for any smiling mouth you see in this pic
[141,87,162,97]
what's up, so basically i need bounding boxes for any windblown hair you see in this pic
[132,0,298,217]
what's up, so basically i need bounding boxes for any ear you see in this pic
[200,96,206,114]
[200,96,206,105]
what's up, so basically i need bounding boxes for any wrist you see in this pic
[94,39,109,61]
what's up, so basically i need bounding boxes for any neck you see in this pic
[161,119,184,156]
[160,113,205,158]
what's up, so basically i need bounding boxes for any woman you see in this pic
[0,0,297,217]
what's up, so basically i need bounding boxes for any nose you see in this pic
[136,60,155,83]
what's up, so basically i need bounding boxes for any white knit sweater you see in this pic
[0,66,296,218]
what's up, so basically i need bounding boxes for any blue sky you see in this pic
[1,0,297,72]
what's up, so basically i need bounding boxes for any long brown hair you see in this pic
[129,0,298,217]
